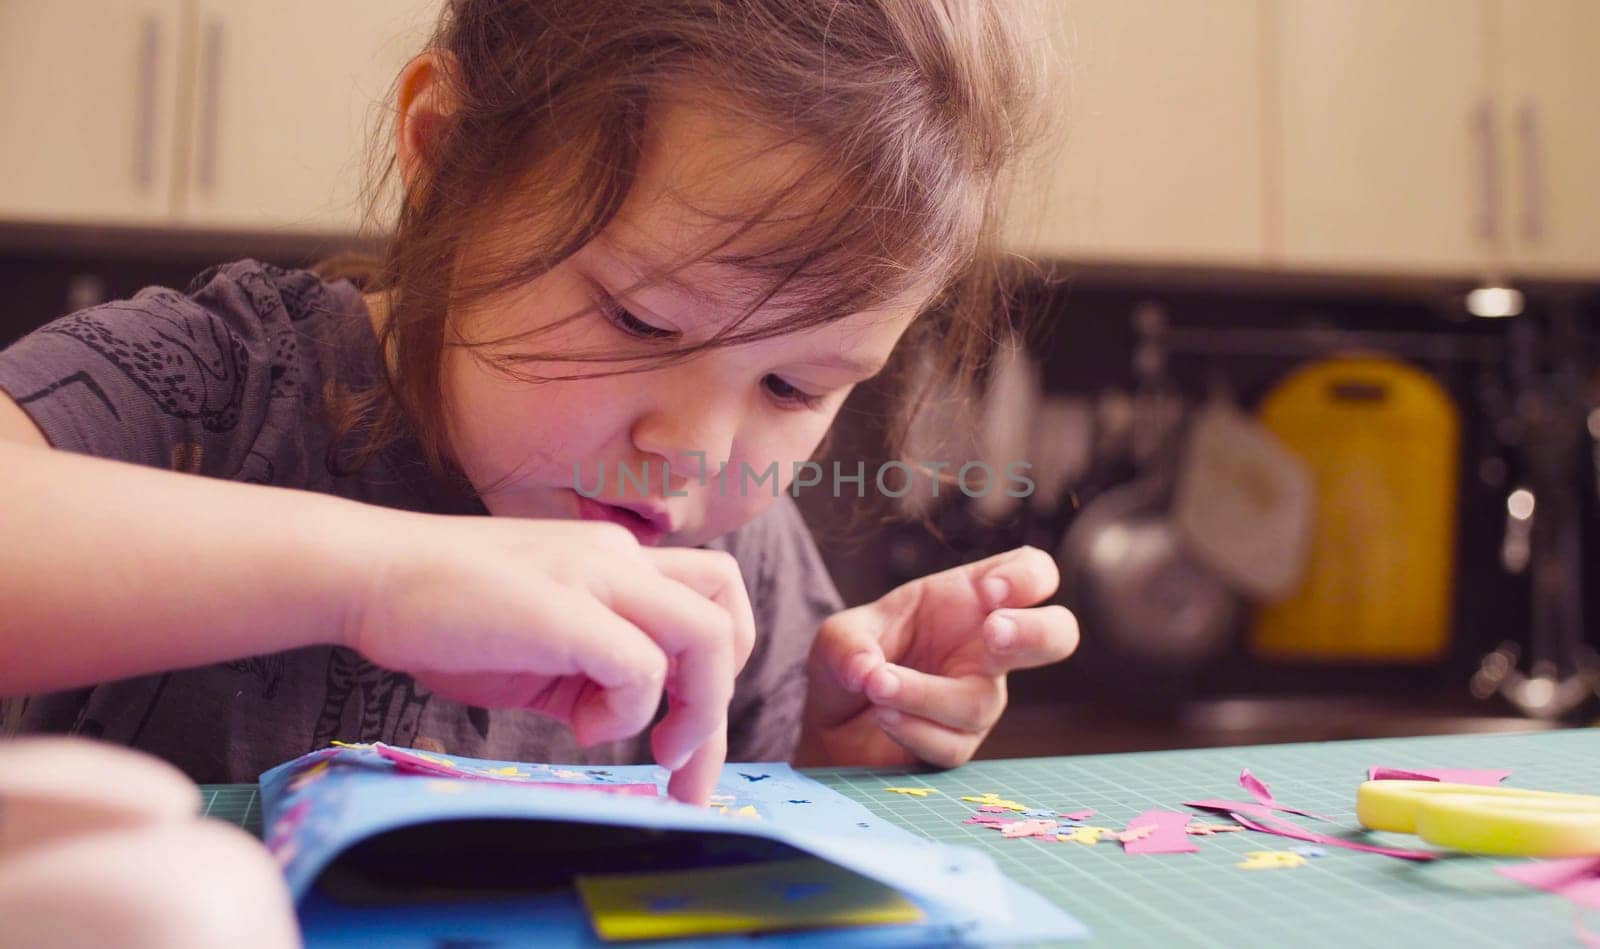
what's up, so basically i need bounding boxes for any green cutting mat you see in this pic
[202,729,1598,947]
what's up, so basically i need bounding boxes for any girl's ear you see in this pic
[393,50,463,201]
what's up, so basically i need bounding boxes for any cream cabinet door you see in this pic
[1498,0,1600,279]
[1270,0,1494,277]
[178,0,439,233]
[1005,0,1266,266]
[0,1,184,225]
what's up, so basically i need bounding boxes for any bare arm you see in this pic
[0,390,754,803]
[0,391,369,696]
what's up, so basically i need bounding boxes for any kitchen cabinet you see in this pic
[179,1,435,232]
[0,0,436,234]
[0,1,185,225]
[1004,0,1266,267]
[1269,0,1495,277]
[1269,0,1600,280]
[1496,0,1600,279]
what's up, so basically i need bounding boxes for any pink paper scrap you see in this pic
[1186,770,1436,861]
[1497,857,1600,910]
[1058,809,1096,821]
[1121,810,1199,855]
[1497,857,1600,948]
[1367,767,1513,787]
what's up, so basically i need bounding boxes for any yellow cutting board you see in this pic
[1252,354,1459,661]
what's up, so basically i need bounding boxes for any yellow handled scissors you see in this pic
[1357,780,1600,857]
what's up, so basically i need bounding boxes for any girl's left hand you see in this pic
[796,546,1078,769]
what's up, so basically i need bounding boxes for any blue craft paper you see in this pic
[259,743,1088,945]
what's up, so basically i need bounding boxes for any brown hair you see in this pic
[320,0,1053,507]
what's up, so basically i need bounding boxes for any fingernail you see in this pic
[867,667,900,701]
[846,652,875,691]
[987,614,1017,650]
[875,707,901,726]
[981,576,1010,607]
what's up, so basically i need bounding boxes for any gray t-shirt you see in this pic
[0,259,843,782]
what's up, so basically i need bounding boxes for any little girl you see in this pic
[0,0,1076,835]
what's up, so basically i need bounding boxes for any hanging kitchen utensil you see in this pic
[1057,456,1242,664]
[1057,303,1239,665]
[1252,354,1461,662]
[1172,388,1316,602]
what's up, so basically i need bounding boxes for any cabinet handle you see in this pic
[1516,100,1544,245]
[195,18,224,194]
[1471,97,1503,247]
[133,15,160,191]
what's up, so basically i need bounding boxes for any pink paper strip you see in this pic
[1121,810,1199,855]
[1368,767,1513,786]
[1228,811,1436,861]
[1186,770,1436,861]
[375,745,658,795]
[1238,768,1328,820]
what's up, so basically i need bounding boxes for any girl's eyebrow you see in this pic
[807,352,887,377]
[595,235,742,309]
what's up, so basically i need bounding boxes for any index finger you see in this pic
[665,719,728,806]
[604,563,739,773]
[641,547,757,671]
[981,605,1080,675]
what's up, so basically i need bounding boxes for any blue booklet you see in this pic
[259,742,1088,946]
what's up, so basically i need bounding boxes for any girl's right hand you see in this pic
[342,514,756,806]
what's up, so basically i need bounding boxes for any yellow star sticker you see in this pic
[885,787,936,797]
[1237,850,1308,870]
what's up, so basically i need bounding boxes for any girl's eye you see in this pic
[598,293,676,340]
[763,374,824,410]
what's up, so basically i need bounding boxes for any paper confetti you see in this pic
[1057,826,1115,845]
[1367,766,1512,786]
[1120,811,1199,855]
[884,787,936,797]
[1184,822,1243,836]
[1238,850,1308,870]
[961,792,1029,811]
[1058,809,1096,821]
[1290,846,1327,858]
[1001,820,1059,839]
[962,814,1013,826]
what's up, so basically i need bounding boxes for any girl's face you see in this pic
[425,98,929,547]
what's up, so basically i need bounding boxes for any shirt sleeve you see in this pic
[716,494,845,763]
[0,265,300,482]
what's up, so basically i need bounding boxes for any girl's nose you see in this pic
[630,398,740,493]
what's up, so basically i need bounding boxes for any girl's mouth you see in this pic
[573,493,668,545]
